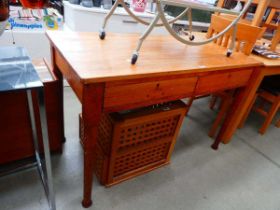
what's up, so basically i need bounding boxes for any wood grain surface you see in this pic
[47,31,262,84]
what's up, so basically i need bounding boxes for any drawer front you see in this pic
[104,77,198,111]
[195,69,253,95]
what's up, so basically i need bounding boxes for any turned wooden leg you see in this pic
[82,148,95,208]
[259,101,279,135]
[208,97,231,138]
[212,69,263,149]
[238,93,258,129]
[81,84,104,208]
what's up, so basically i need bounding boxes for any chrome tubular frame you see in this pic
[27,88,56,210]
[100,0,254,64]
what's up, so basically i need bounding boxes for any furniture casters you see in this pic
[99,29,106,40]
[131,53,138,65]
[189,34,195,41]
[226,49,232,57]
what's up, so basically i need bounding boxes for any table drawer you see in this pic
[195,69,253,95]
[104,76,198,111]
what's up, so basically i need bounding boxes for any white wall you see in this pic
[0,30,51,61]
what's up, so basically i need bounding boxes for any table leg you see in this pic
[26,88,56,210]
[211,68,263,150]
[81,84,104,208]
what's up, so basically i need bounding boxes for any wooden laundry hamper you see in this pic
[79,100,186,186]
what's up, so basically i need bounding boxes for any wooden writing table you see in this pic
[46,31,262,208]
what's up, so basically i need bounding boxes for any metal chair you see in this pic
[99,0,254,64]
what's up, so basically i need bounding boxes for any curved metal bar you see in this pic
[187,8,193,36]
[101,0,120,30]
[120,1,189,26]
[156,0,253,46]
[134,13,161,54]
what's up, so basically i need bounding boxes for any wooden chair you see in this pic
[218,0,280,26]
[263,8,280,51]
[239,76,280,134]
[207,14,263,55]
[186,14,262,138]
[208,90,235,138]
[218,0,280,50]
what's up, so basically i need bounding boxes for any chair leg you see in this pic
[208,97,231,138]
[276,119,280,128]
[238,93,258,129]
[185,97,194,116]
[258,98,266,110]
[259,101,279,135]
[209,95,218,110]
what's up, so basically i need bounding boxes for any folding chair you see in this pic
[99,0,254,64]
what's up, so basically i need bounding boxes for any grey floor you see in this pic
[1,87,280,210]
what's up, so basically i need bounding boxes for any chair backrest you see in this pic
[207,14,263,55]
[263,8,280,51]
[264,8,280,30]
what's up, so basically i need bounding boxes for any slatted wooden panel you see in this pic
[117,115,179,151]
[97,113,113,154]
[93,143,109,185]
[79,114,109,185]
[113,142,170,177]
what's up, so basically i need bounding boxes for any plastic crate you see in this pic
[79,100,187,186]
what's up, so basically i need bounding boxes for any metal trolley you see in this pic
[99,0,254,64]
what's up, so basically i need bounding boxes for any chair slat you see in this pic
[207,14,263,55]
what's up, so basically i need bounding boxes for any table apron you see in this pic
[195,68,253,95]
[54,49,83,102]
[103,68,254,112]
